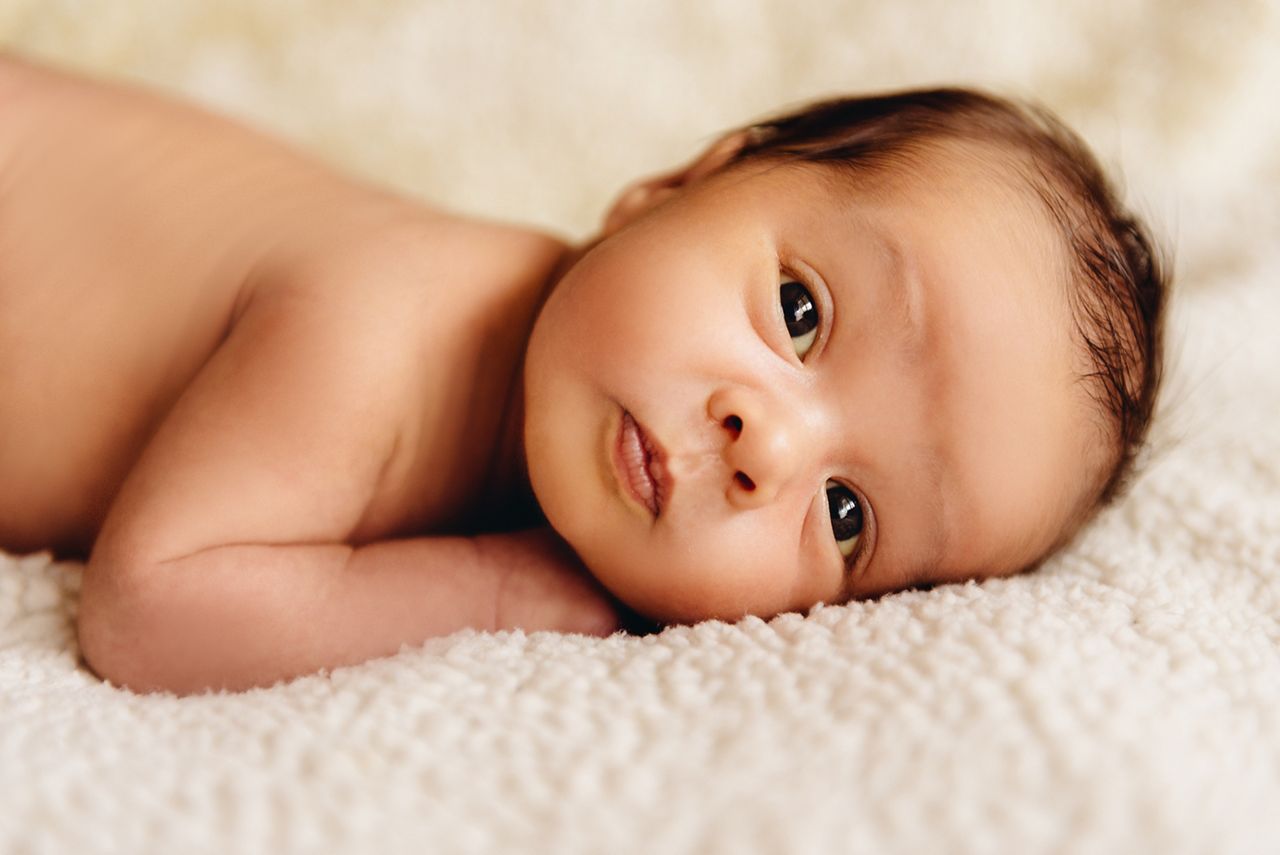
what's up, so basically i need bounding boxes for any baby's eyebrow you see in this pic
[877,230,929,367]
[842,226,951,593]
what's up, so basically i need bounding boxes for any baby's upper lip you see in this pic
[635,414,673,515]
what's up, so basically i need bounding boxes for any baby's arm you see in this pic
[78,282,617,696]
[89,529,617,696]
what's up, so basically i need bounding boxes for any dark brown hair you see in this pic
[730,88,1167,547]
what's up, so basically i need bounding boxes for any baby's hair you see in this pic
[728,88,1168,552]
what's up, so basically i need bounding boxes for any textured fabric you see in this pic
[2,2,1278,853]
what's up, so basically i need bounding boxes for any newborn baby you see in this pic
[0,54,1166,694]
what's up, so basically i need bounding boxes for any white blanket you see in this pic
[3,2,1278,853]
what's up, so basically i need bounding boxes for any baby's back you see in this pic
[0,55,560,557]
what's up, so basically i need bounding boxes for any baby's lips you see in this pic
[636,417,674,514]
[649,455,673,516]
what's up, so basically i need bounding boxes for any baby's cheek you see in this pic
[616,540,773,624]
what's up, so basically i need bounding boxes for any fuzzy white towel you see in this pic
[2,2,1279,853]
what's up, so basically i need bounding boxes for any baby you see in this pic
[0,54,1166,694]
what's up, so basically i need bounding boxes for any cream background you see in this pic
[2,2,1279,854]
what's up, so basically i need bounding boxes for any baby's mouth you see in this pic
[615,410,669,517]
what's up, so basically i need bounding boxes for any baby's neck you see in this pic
[472,239,592,532]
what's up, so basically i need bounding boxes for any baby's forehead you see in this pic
[813,137,1050,213]
[755,141,1066,264]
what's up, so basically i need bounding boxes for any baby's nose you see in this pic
[707,387,803,509]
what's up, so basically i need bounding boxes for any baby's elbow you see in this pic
[77,554,187,695]
[77,590,151,693]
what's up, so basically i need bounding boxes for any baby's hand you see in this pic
[476,528,624,637]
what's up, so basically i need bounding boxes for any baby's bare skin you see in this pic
[0,56,1111,695]
[0,55,618,693]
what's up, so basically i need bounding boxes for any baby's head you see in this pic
[523,88,1166,624]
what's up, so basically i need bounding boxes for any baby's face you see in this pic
[523,148,1094,623]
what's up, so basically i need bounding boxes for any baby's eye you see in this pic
[825,479,864,558]
[779,279,818,359]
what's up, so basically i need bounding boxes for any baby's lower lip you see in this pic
[614,410,659,517]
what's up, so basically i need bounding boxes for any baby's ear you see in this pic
[601,130,751,237]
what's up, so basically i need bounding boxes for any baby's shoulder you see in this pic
[236,209,568,540]
[262,207,568,364]
[277,209,568,307]
[89,209,568,564]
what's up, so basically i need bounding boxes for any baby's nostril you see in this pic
[723,415,743,436]
[735,472,755,491]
